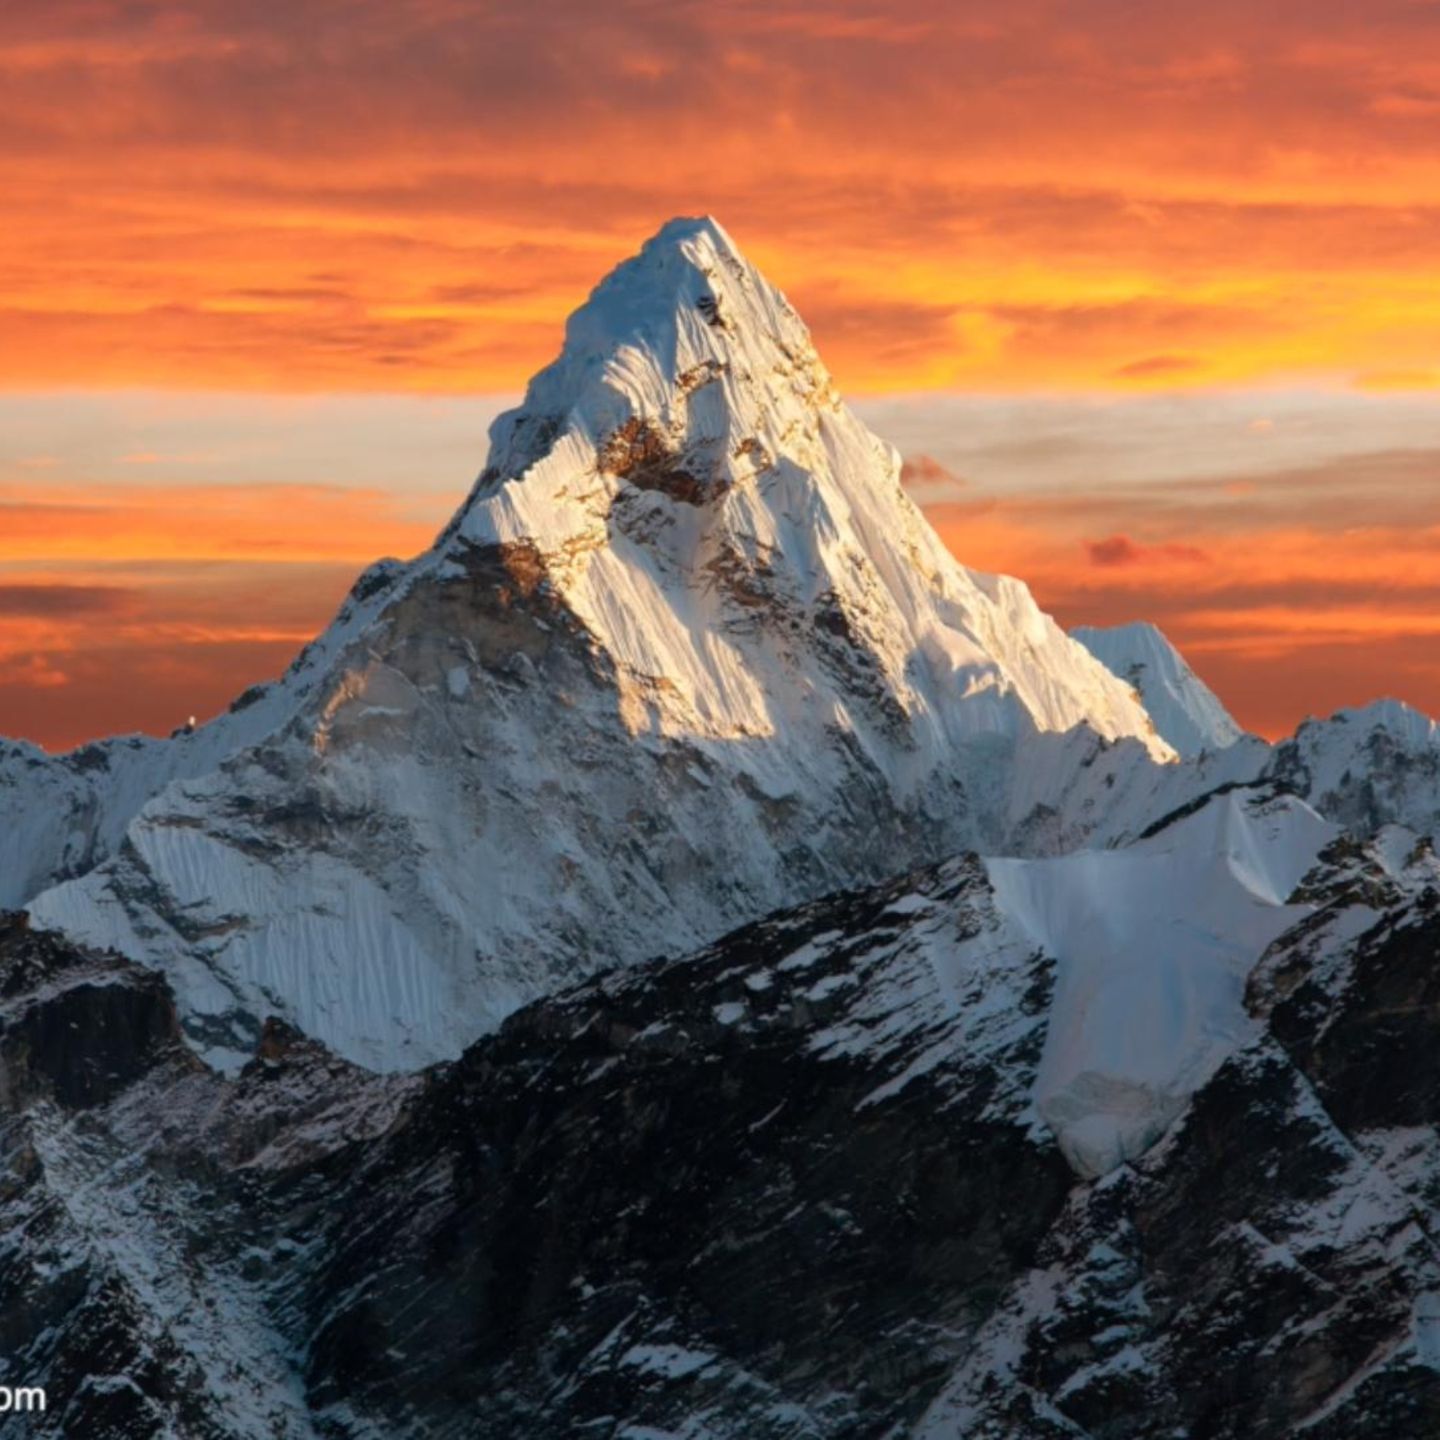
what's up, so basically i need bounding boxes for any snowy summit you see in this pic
[18,216,1174,1071]
[1074,620,1246,757]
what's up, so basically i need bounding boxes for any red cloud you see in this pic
[1113,353,1200,380]
[1085,534,1210,567]
[899,454,966,493]
[0,653,69,690]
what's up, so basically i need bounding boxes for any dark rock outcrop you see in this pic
[3,854,1440,1437]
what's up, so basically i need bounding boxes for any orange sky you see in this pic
[2,1,1439,748]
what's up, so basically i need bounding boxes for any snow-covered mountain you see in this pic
[1273,697,1440,836]
[21,217,1176,1070]
[0,560,404,909]
[1073,620,1246,756]
[1071,625,1440,847]
[7,215,1440,1438]
[8,795,1440,1437]
[995,786,1335,1175]
[7,217,1439,1086]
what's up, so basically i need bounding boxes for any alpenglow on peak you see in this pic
[465,213,839,513]
[24,216,1175,1071]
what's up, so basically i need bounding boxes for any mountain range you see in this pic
[3,217,1440,1438]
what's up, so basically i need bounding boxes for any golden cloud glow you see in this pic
[4,4,1440,745]
[0,483,438,564]
[4,2,1440,393]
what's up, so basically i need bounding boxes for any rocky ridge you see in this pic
[4,804,1440,1436]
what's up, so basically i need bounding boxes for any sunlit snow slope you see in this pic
[23,218,1174,1070]
[1073,621,1246,757]
[991,789,1333,1175]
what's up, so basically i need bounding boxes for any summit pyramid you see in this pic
[22,218,1175,1068]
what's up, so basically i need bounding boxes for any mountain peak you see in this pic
[643,212,732,245]
[624,213,743,276]
[561,213,755,360]
[1073,621,1245,757]
[454,215,840,530]
[436,219,1170,767]
[23,219,1175,1070]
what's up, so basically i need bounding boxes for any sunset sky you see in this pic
[4,0,1440,748]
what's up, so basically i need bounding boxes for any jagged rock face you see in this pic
[0,914,415,1438]
[923,1032,1440,1439]
[922,831,1440,1438]
[6,833,1440,1438]
[298,858,1072,1437]
[23,218,1177,1071]
[1270,700,1440,840]
[0,866,1071,1437]
[0,912,188,1110]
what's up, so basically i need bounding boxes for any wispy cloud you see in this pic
[899,453,968,501]
[0,582,138,616]
[1084,534,1209,567]
[3,2,1440,390]
[4,385,1438,747]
